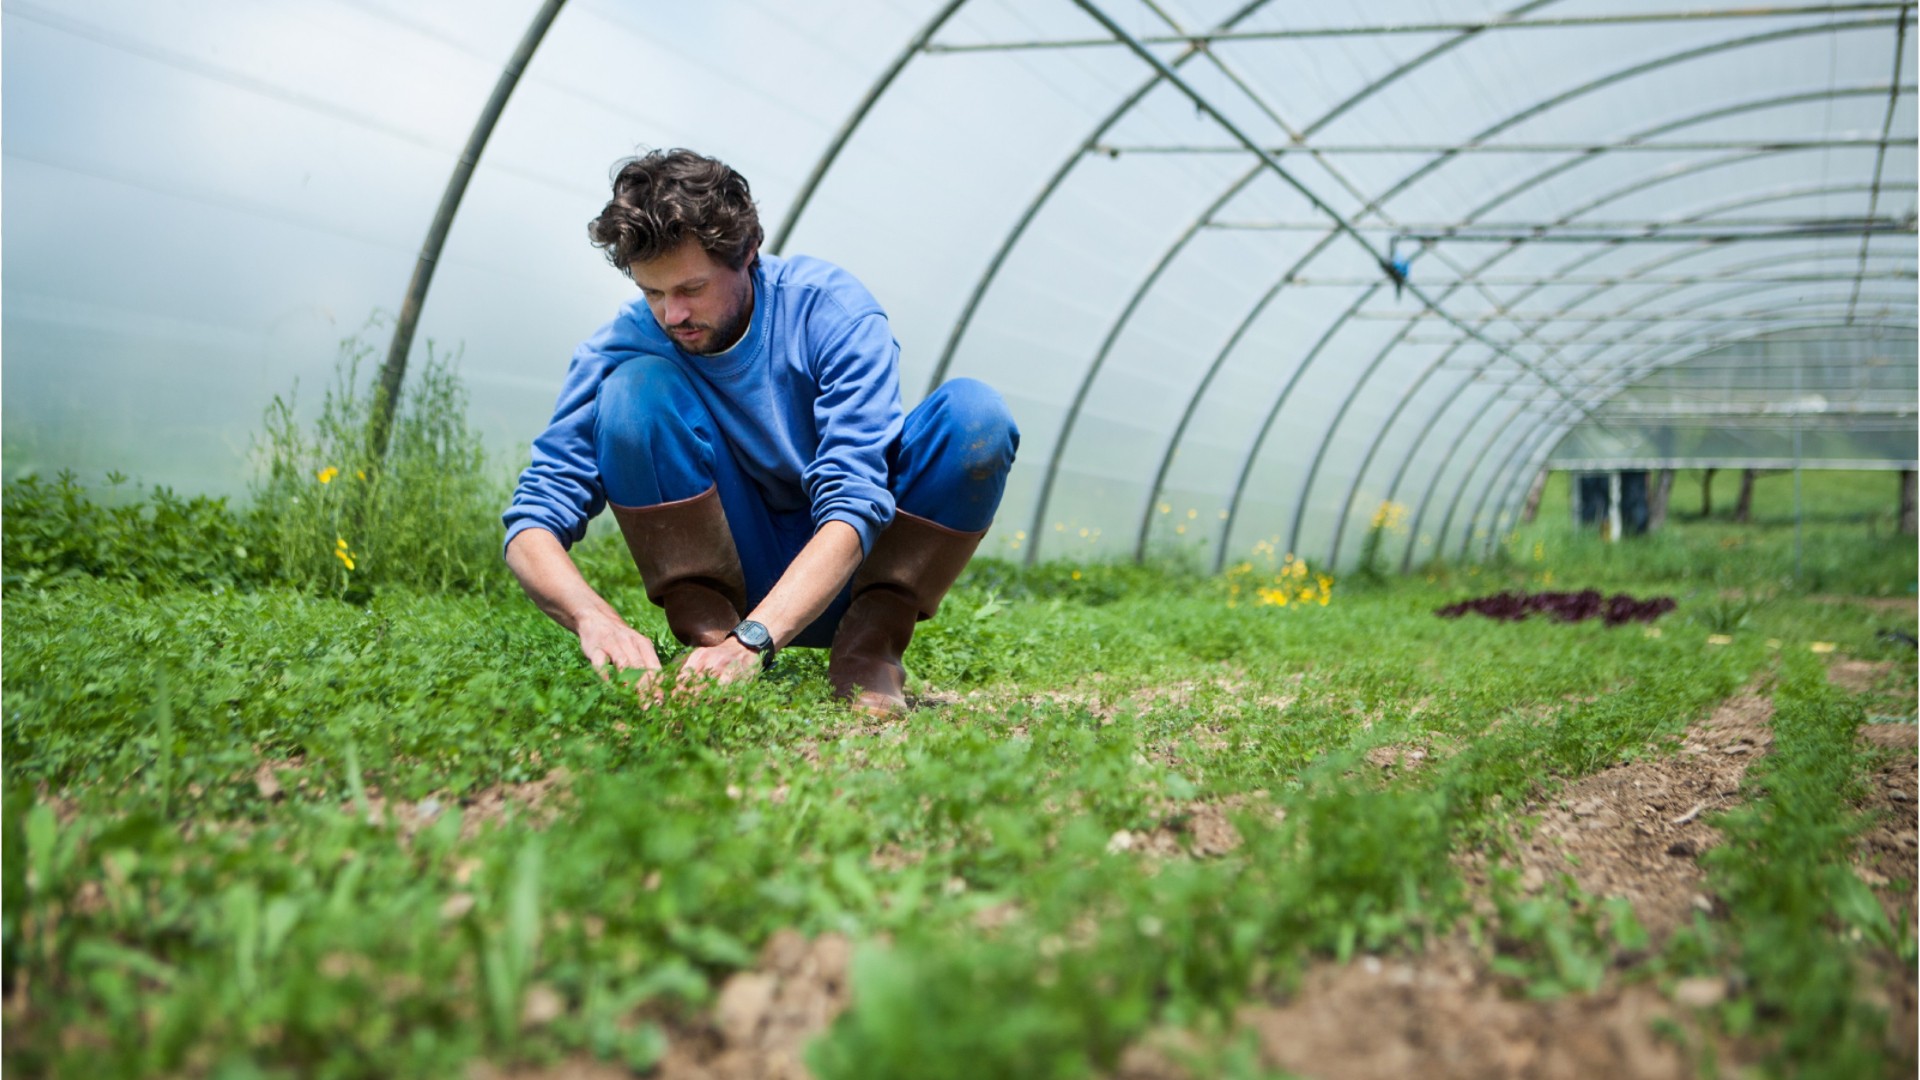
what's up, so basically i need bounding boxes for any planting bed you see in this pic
[3,470,1915,1078]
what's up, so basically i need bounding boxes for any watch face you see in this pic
[733,620,772,651]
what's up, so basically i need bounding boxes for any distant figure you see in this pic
[502,149,1018,714]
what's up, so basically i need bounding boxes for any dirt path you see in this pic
[1115,686,1780,1080]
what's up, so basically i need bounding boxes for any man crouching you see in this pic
[503,148,1018,714]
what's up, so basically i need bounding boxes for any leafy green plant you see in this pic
[1,471,257,594]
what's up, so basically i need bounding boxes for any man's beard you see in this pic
[677,280,754,356]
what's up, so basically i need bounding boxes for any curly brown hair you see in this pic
[587,149,763,272]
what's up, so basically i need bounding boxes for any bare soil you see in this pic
[651,930,854,1080]
[1509,686,1773,942]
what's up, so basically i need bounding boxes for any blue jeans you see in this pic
[594,357,1018,646]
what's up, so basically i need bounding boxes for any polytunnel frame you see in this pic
[1154,13,1915,570]
[1423,278,1919,571]
[1356,244,1912,574]
[1111,19,1916,571]
[756,0,1913,570]
[1384,152,1920,570]
[1028,0,1580,564]
[1169,17,1911,569]
[368,0,1918,571]
[1461,296,1920,564]
[1300,74,1920,571]
[1454,311,1920,568]
[1334,169,1915,572]
[1397,245,1916,574]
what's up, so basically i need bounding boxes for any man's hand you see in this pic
[675,636,762,689]
[576,610,661,676]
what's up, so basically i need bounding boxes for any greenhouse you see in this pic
[3,1,1916,1077]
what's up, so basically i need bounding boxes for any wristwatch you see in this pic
[728,619,777,668]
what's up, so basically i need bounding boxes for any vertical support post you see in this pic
[370,0,568,460]
[1607,471,1623,542]
[1792,357,1804,577]
[1899,469,1916,535]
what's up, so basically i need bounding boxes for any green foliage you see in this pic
[3,374,1915,1075]
[1,471,256,594]
[1689,665,1893,1078]
[248,330,507,597]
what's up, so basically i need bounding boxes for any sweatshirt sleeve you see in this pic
[804,311,903,555]
[501,316,643,554]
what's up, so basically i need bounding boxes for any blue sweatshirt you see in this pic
[502,254,903,556]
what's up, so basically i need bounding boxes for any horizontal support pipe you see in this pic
[1095,136,1916,155]
[1207,216,1918,234]
[1383,305,1909,323]
[924,3,1915,52]
[1266,271,1918,286]
[1394,224,1916,244]
[1525,392,1919,406]
[1549,456,1918,469]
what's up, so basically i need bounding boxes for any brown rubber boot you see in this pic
[609,486,749,648]
[829,511,986,716]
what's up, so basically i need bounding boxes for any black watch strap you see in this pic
[729,619,777,668]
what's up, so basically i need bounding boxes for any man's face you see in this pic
[630,240,755,357]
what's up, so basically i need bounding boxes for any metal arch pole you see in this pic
[1129,2,1560,561]
[1423,271,1892,564]
[1131,231,1342,561]
[1386,250,1917,573]
[1353,17,1906,254]
[1390,243,1893,571]
[1034,0,1554,562]
[1300,90,1907,563]
[1350,157,1913,569]
[1848,8,1911,320]
[1213,285,1384,573]
[1467,334,1811,561]
[1397,222,1920,557]
[926,4,1917,52]
[1330,174,1902,563]
[1497,318,1920,478]
[1382,239,1903,571]
[920,0,1277,399]
[1282,283,1469,557]
[1450,295,1914,560]
[373,0,567,459]
[768,0,970,255]
[1066,0,1600,412]
[1022,164,1264,564]
[1145,36,1900,569]
[1323,250,1905,565]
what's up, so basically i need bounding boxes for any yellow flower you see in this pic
[316,466,339,484]
[1706,634,1732,646]
[1809,641,1837,654]
[333,547,356,571]
[1186,508,1198,520]
[1071,570,1082,580]
[355,469,367,481]
[336,537,348,550]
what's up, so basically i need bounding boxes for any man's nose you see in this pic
[665,299,692,326]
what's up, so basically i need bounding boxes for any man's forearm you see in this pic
[745,520,864,648]
[505,527,621,633]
